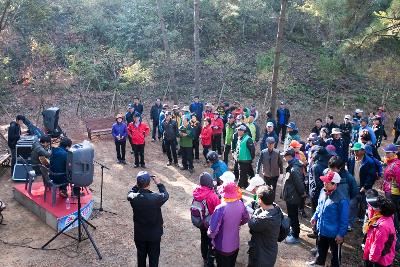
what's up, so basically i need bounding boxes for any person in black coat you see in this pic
[127,171,169,267]
[8,115,24,175]
[132,96,144,116]
[326,128,347,162]
[162,112,179,166]
[324,115,339,135]
[150,98,163,141]
[311,118,323,136]
[190,114,202,160]
[276,101,290,143]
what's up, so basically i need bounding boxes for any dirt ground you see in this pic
[0,116,380,267]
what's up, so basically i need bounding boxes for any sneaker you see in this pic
[180,166,188,171]
[167,162,172,166]
[151,138,156,142]
[310,247,318,257]
[285,235,300,244]
[174,162,179,167]
[189,168,194,174]
[306,260,324,266]
[121,160,127,165]
[133,165,139,168]
[141,164,146,168]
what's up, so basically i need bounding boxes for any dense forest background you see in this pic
[0,0,399,116]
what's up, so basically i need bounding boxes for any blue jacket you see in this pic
[189,102,204,121]
[112,122,128,142]
[210,160,228,181]
[347,155,376,190]
[337,169,358,200]
[159,111,166,133]
[312,189,349,238]
[326,138,347,162]
[125,111,134,124]
[260,131,278,150]
[50,147,68,182]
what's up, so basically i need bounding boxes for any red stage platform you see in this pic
[13,182,93,232]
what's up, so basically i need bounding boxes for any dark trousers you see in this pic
[233,161,239,181]
[276,124,287,142]
[181,147,194,170]
[161,138,167,153]
[223,145,231,164]
[128,137,134,153]
[212,134,222,155]
[193,138,200,159]
[264,176,279,195]
[135,239,161,267]
[203,145,211,161]
[238,162,254,189]
[394,130,400,144]
[164,139,178,164]
[365,261,388,267]
[315,235,341,267]
[152,120,160,140]
[51,174,68,191]
[200,227,215,266]
[10,148,16,175]
[115,140,126,161]
[286,203,300,238]
[133,144,145,166]
[215,249,238,267]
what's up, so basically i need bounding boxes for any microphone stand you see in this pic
[92,160,117,217]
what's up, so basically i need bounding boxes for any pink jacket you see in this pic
[363,216,396,266]
[383,159,400,194]
[192,186,221,214]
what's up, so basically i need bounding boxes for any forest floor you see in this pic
[0,113,378,267]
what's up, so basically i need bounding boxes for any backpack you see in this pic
[278,207,291,242]
[190,199,211,229]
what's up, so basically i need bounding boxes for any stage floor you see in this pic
[13,182,93,231]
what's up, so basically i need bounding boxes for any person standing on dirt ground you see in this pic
[191,172,221,267]
[340,115,352,163]
[201,118,213,164]
[256,137,283,195]
[223,114,235,165]
[276,101,290,144]
[208,182,249,267]
[132,96,144,116]
[162,111,179,166]
[190,95,204,123]
[127,171,169,267]
[126,104,135,154]
[325,115,339,135]
[247,185,282,267]
[281,148,306,245]
[376,106,388,140]
[112,113,128,164]
[235,125,256,189]
[128,112,150,168]
[190,113,202,161]
[307,171,349,267]
[246,114,260,148]
[211,111,224,157]
[8,114,24,175]
[179,116,194,173]
[159,104,169,153]
[150,98,163,142]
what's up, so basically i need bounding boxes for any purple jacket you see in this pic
[112,122,128,142]
[207,200,249,254]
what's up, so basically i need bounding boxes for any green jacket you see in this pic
[179,124,193,147]
[225,122,235,145]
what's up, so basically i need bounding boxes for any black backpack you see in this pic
[278,207,291,242]
[190,199,211,229]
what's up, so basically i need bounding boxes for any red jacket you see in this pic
[127,122,150,145]
[200,125,212,146]
[203,111,214,121]
[211,117,224,135]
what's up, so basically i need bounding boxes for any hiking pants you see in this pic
[181,147,193,170]
[135,239,160,267]
[133,144,145,166]
[200,227,215,266]
[212,134,222,155]
[215,249,238,267]
[203,145,210,161]
[193,138,200,160]
[276,124,287,142]
[164,139,178,164]
[223,145,231,165]
[286,203,300,239]
[315,235,341,267]
[238,161,253,189]
[115,140,126,161]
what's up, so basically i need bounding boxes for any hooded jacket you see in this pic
[200,125,212,146]
[309,148,329,202]
[282,159,305,205]
[363,215,397,266]
[128,122,150,145]
[192,186,221,216]
[211,160,228,181]
[7,121,21,149]
[312,188,349,238]
[248,205,281,267]
[383,158,400,195]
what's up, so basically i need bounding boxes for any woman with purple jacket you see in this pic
[208,182,249,266]
[112,113,128,164]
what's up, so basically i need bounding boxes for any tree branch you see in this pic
[359,22,400,46]
[0,0,11,33]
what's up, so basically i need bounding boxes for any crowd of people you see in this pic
[121,96,400,267]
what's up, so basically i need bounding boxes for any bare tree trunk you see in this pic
[156,0,178,104]
[0,0,11,33]
[269,0,287,115]
[193,0,200,96]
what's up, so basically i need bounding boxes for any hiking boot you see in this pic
[285,235,300,244]
[167,162,172,166]
[133,165,139,168]
[307,232,318,239]
[141,164,146,168]
[189,168,194,174]
[180,166,188,171]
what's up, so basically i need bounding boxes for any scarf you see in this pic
[363,211,383,234]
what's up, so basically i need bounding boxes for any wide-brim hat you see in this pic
[331,128,341,135]
[246,175,265,192]
[219,171,235,184]
[355,109,363,113]
[172,105,179,110]
[219,182,239,199]
[181,106,190,112]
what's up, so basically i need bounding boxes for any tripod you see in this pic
[42,187,102,259]
[92,160,117,216]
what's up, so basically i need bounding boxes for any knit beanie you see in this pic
[199,172,214,189]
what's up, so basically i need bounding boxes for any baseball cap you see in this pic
[355,109,363,113]
[344,115,351,120]
[290,140,302,149]
[133,112,141,117]
[282,148,295,157]
[246,174,265,192]
[307,133,318,141]
[237,125,246,131]
[128,104,134,109]
[137,171,151,185]
[351,142,365,151]
[326,145,337,156]
[383,144,397,153]
[266,137,275,144]
[320,171,341,184]
[266,122,274,127]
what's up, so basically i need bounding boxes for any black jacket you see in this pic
[190,120,202,139]
[282,159,305,205]
[339,122,352,141]
[311,126,322,136]
[128,184,169,242]
[162,120,179,141]
[133,103,144,115]
[308,148,329,202]
[324,122,339,135]
[150,103,163,121]
[7,121,21,149]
